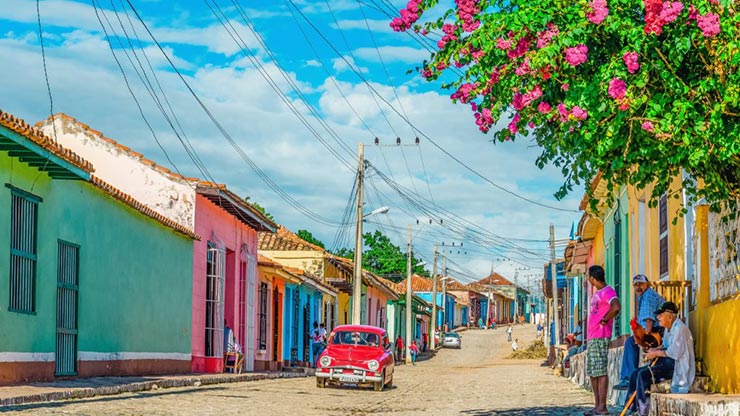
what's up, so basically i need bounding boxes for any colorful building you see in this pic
[38,114,277,374]
[0,111,196,384]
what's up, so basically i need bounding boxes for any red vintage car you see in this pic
[315,324,395,391]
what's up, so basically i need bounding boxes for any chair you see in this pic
[224,351,244,374]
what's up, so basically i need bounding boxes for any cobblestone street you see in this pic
[3,325,599,416]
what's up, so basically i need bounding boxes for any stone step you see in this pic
[651,376,710,394]
[650,392,740,416]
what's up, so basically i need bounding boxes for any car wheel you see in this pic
[316,378,326,388]
[385,373,393,388]
[373,371,385,392]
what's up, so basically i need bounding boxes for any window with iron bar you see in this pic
[8,185,40,314]
[258,282,268,350]
[659,195,669,277]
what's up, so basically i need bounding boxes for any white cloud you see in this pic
[330,19,393,34]
[305,59,321,67]
[331,56,368,74]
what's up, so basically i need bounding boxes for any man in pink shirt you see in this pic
[585,265,621,416]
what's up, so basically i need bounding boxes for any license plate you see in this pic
[339,375,361,383]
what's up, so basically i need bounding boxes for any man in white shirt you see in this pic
[625,301,695,416]
[511,338,519,351]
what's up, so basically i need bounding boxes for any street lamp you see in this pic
[352,205,389,325]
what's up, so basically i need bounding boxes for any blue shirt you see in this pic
[637,287,665,328]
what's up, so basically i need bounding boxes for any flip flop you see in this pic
[583,410,594,416]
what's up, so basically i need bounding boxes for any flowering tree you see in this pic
[391,0,739,208]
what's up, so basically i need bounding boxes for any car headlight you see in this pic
[319,356,332,367]
[367,360,380,371]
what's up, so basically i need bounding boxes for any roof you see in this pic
[564,239,593,273]
[0,111,94,178]
[197,183,277,232]
[91,175,199,239]
[37,113,197,182]
[259,226,326,251]
[258,254,336,296]
[474,272,515,286]
[327,256,399,300]
[1,110,197,239]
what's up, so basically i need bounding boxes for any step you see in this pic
[651,376,710,394]
[650,392,740,416]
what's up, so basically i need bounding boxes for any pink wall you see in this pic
[366,287,389,328]
[191,194,258,373]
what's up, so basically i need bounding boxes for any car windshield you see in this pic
[331,331,380,347]
[444,332,459,338]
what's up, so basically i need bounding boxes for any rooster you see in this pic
[629,317,663,350]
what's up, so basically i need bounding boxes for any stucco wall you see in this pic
[0,152,193,381]
[39,116,196,228]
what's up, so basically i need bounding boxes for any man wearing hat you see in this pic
[624,301,695,416]
[613,274,666,390]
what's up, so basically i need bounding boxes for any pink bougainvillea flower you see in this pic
[455,0,482,32]
[587,0,609,25]
[508,113,520,134]
[564,44,588,66]
[536,23,559,48]
[697,13,721,37]
[507,37,530,60]
[557,103,569,121]
[451,83,477,103]
[390,0,424,32]
[659,2,684,23]
[618,100,630,111]
[644,0,665,35]
[496,38,512,50]
[687,5,699,21]
[608,78,627,100]
[562,83,569,91]
[528,122,535,129]
[571,106,588,120]
[515,58,532,76]
[623,52,640,74]
[442,23,456,35]
[641,121,655,132]
[538,101,552,113]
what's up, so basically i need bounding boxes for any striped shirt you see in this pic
[637,287,666,328]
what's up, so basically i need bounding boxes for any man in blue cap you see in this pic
[613,274,665,390]
[624,301,695,416]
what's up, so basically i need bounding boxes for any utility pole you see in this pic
[351,143,364,325]
[405,225,413,364]
[549,224,560,346]
[430,245,438,349]
[442,253,447,330]
[514,269,519,323]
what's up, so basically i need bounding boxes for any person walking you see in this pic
[310,322,324,368]
[409,340,420,365]
[584,265,621,416]
[506,324,513,342]
[613,274,666,390]
[395,335,404,363]
[512,338,519,351]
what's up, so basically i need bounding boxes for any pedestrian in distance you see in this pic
[537,322,543,338]
[613,274,666,391]
[512,338,519,351]
[584,265,621,416]
[506,324,513,342]
[409,340,420,365]
[310,322,325,368]
[395,335,404,363]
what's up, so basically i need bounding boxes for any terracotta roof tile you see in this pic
[90,175,198,240]
[259,226,326,251]
[36,113,200,182]
[474,272,514,286]
[0,111,94,173]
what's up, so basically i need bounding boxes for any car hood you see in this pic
[325,345,380,363]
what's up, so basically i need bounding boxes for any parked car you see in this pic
[315,324,395,391]
[442,332,461,349]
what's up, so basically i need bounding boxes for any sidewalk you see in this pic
[0,370,313,408]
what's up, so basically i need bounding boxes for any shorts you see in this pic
[586,338,609,377]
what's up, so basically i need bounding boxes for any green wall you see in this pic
[603,189,630,337]
[0,151,193,355]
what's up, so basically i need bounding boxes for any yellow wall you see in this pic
[690,205,740,394]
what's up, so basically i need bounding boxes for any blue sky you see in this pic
[0,0,584,285]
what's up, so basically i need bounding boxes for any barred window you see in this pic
[258,282,268,350]
[659,195,669,277]
[8,186,40,314]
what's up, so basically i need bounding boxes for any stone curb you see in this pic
[0,371,312,408]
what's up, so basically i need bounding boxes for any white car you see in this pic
[442,332,461,349]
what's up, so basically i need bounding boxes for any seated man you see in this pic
[625,301,695,416]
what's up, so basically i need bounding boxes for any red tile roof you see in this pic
[1,111,94,173]
[474,272,514,286]
[258,226,325,251]
[90,175,198,239]
[1,110,196,240]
